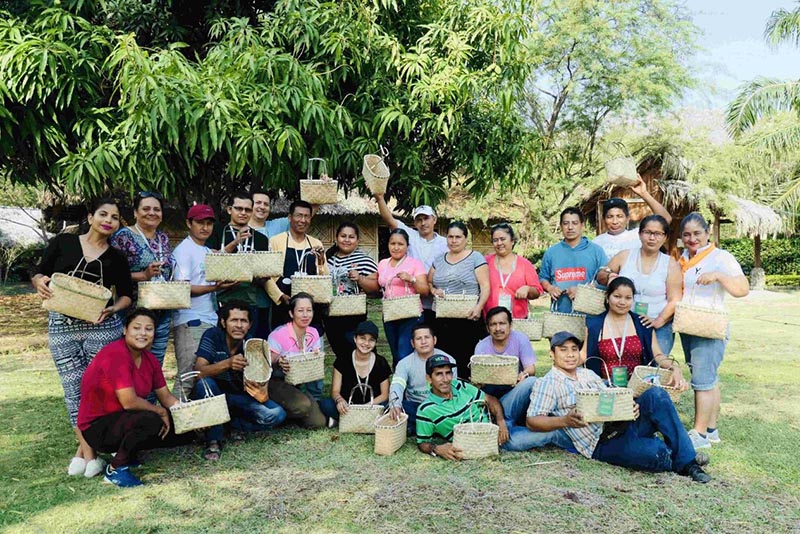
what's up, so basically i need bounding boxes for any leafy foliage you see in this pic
[721,237,800,275]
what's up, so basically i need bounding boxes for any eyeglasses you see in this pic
[136,191,164,200]
[641,230,666,238]
[231,206,253,213]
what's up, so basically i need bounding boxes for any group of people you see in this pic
[32,176,748,487]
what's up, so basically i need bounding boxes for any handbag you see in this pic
[205,252,252,282]
[170,371,231,434]
[284,351,326,386]
[542,301,586,339]
[42,257,112,323]
[329,293,367,317]
[362,147,390,195]
[300,157,338,204]
[628,357,683,403]
[382,282,421,322]
[572,280,606,316]
[339,384,384,434]
[469,355,519,386]
[291,274,333,304]
[575,358,635,423]
[604,143,638,187]
[243,338,272,383]
[514,316,544,341]
[673,287,729,340]
[249,251,284,278]
[452,400,499,459]
[434,292,478,319]
[374,397,407,456]
[138,260,191,310]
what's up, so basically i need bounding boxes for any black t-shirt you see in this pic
[334,353,392,404]
[37,233,134,303]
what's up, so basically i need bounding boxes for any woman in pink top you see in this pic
[484,223,543,318]
[368,228,429,366]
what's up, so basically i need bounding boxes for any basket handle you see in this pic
[174,371,212,403]
[348,384,374,405]
[583,356,620,389]
[686,284,722,310]
[307,157,328,181]
[459,399,491,425]
[68,256,104,286]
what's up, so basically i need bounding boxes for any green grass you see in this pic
[1,292,799,533]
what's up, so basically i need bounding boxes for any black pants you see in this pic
[323,313,367,360]
[82,410,194,468]
[434,317,486,381]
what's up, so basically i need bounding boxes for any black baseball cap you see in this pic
[602,197,629,216]
[354,320,379,339]
[550,331,582,349]
[425,354,457,375]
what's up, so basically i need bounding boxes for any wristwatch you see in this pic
[429,445,438,458]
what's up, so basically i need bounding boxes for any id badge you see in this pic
[597,391,615,416]
[611,366,628,387]
[633,301,649,316]
[498,293,512,311]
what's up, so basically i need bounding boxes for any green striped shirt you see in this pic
[416,380,488,443]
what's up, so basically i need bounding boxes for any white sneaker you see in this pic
[707,429,721,444]
[84,458,107,478]
[688,429,711,450]
[67,457,86,476]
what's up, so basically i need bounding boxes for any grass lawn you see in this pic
[1,288,799,533]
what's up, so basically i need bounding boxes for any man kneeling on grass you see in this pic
[525,331,711,483]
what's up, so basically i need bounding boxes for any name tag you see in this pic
[633,301,649,316]
[597,391,616,416]
[498,293,512,311]
[611,366,628,387]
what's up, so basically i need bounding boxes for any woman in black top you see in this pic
[32,197,134,478]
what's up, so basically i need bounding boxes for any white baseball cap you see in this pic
[412,205,436,218]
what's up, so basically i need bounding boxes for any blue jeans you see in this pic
[193,377,287,442]
[150,310,172,367]
[319,398,387,421]
[498,377,574,452]
[383,316,420,367]
[680,333,727,391]
[654,321,675,355]
[403,400,421,436]
[592,388,696,473]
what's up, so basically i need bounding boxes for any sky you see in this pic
[684,0,800,110]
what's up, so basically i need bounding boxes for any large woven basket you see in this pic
[339,385,384,434]
[452,401,499,460]
[170,372,231,434]
[284,351,325,386]
[628,363,682,403]
[329,294,367,317]
[43,272,112,323]
[301,157,338,204]
[244,338,272,383]
[249,251,283,278]
[542,304,586,339]
[138,281,191,310]
[575,358,635,423]
[605,156,638,187]
[362,153,390,195]
[469,355,519,385]
[291,274,333,304]
[514,317,544,341]
[382,294,421,322]
[374,410,408,456]
[205,252,252,282]
[673,300,728,340]
[572,283,606,316]
[434,293,478,319]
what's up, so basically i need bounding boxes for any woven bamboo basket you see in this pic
[249,251,284,278]
[284,351,325,386]
[434,293,478,319]
[374,410,408,456]
[244,339,272,383]
[138,281,191,310]
[329,293,367,317]
[514,317,544,341]
[673,297,728,340]
[605,150,638,186]
[382,294,421,322]
[205,252,252,282]
[542,303,586,339]
[170,372,231,434]
[362,153,390,195]
[469,355,519,385]
[339,385,384,434]
[575,358,635,423]
[452,401,498,459]
[300,157,338,204]
[572,283,606,316]
[628,364,682,403]
[43,272,112,323]
[291,274,333,304]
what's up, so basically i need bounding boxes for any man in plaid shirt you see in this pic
[526,331,711,483]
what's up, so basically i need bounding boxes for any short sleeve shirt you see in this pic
[484,254,543,318]
[172,236,218,327]
[473,331,536,370]
[431,251,487,295]
[334,353,392,404]
[396,220,449,271]
[267,323,323,356]
[681,245,744,310]
[377,256,427,299]
[593,229,641,262]
[328,250,378,295]
[196,327,247,394]
[416,379,487,443]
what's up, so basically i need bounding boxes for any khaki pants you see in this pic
[268,379,326,428]
[172,322,214,398]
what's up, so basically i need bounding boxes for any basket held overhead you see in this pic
[604,143,638,187]
[300,157,338,204]
[363,146,390,195]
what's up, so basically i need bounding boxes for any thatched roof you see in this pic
[0,206,51,247]
[728,195,783,238]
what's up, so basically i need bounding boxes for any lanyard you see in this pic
[605,317,630,364]
[228,225,253,252]
[494,255,516,291]
[286,234,313,273]
[134,224,162,260]
[352,352,375,389]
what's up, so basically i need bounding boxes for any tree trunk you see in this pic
[753,234,762,269]
[713,211,721,244]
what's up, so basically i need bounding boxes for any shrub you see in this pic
[765,274,800,287]
[720,238,800,275]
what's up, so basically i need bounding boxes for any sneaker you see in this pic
[67,457,86,476]
[694,451,710,467]
[326,417,337,429]
[103,465,143,488]
[707,429,721,444]
[688,429,711,450]
[84,458,107,478]
[680,462,712,484]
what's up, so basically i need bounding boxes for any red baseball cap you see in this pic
[187,204,216,221]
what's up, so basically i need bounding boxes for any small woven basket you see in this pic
[205,252,252,282]
[362,152,390,195]
[572,283,606,316]
[300,157,338,204]
[138,281,191,310]
[374,409,408,456]
[673,289,729,340]
[605,157,638,187]
[542,303,586,339]
[469,355,519,385]
[284,351,325,386]
[575,358,635,423]
[434,293,477,319]
[514,317,544,341]
[628,362,682,403]
[339,385,384,434]
[170,372,231,434]
[382,283,421,322]
[243,339,272,383]
[291,274,333,304]
[249,251,284,278]
[329,293,367,317]
[43,272,112,323]
[452,401,499,459]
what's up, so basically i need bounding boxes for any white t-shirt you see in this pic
[593,229,641,262]
[681,246,744,310]
[172,236,219,327]
[396,220,449,271]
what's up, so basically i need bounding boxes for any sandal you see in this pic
[203,441,221,461]
[229,430,246,443]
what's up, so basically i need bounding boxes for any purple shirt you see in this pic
[474,330,536,371]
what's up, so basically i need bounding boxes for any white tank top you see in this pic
[619,250,669,318]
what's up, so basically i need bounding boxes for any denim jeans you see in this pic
[383,316,420,367]
[403,400,421,436]
[319,398,387,421]
[497,377,574,452]
[680,332,727,391]
[592,388,696,473]
[654,321,675,355]
[150,310,172,367]
[194,377,287,442]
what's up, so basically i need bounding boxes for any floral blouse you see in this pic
[110,226,174,280]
